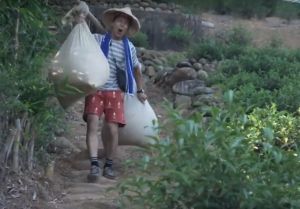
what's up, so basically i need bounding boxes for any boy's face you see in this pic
[111,14,130,40]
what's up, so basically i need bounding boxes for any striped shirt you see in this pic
[93,33,140,90]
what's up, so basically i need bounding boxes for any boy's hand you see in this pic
[137,92,147,103]
[72,1,89,23]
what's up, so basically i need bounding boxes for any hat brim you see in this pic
[102,8,140,37]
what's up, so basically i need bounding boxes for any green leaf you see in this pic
[263,127,274,140]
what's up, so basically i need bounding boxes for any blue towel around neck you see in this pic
[100,33,135,94]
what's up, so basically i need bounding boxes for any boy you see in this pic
[77,6,147,181]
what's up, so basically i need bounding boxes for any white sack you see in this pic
[50,21,109,109]
[102,95,158,147]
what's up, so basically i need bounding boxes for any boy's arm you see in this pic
[134,64,147,103]
[73,1,105,33]
[87,12,105,34]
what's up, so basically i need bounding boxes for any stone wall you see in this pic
[49,0,204,50]
[90,5,203,50]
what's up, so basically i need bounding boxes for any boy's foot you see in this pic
[103,166,115,179]
[87,165,100,182]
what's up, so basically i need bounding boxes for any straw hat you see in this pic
[102,7,140,37]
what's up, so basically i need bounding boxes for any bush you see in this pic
[246,104,300,150]
[224,26,252,46]
[167,25,192,47]
[118,95,300,209]
[165,52,187,67]
[274,1,300,20]
[0,0,65,168]
[210,46,300,113]
[187,38,224,61]
[131,31,149,48]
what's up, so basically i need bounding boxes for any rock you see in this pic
[164,66,174,72]
[189,58,197,64]
[143,60,155,66]
[145,7,155,12]
[54,128,65,137]
[48,136,80,154]
[203,63,211,71]
[132,3,139,8]
[192,94,219,107]
[153,58,163,65]
[141,53,151,61]
[199,58,208,65]
[201,20,215,28]
[45,161,55,181]
[140,1,150,7]
[174,95,191,109]
[197,70,208,80]
[174,9,181,13]
[172,79,205,96]
[145,66,156,78]
[158,3,168,10]
[191,86,215,95]
[159,57,168,65]
[193,62,203,71]
[165,67,197,87]
[176,61,192,68]
[154,69,170,84]
[156,65,164,72]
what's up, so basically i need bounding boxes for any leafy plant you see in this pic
[165,52,187,67]
[131,31,149,48]
[167,25,192,46]
[209,46,300,113]
[118,93,300,209]
[0,0,65,169]
[245,104,300,151]
[187,38,224,61]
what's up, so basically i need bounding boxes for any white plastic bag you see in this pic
[50,21,109,109]
[102,95,158,147]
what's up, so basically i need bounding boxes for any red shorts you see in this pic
[83,90,125,126]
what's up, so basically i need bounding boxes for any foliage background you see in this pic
[0,0,65,171]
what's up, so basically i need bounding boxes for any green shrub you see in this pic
[277,78,300,113]
[269,35,283,48]
[165,52,187,67]
[167,25,192,47]
[209,46,300,113]
[0,0,65,166]
[118,94,300,209]
[224,26,252,46]
[131,31,149,48]
[223,44,246,59]
[274,1,300,20]
[187,39,224,61]
[246,104,300,150]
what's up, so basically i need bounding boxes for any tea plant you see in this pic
[118,93,300,209]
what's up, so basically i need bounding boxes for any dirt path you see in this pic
[51,100,139,209]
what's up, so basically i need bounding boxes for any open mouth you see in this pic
[118,28,123,33]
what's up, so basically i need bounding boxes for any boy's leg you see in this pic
[83,91,104,182]
[86,114,100,182]
[102,122,119,179]
[101,122,109,158]
[101,90,125,179]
